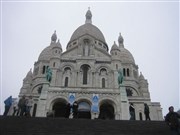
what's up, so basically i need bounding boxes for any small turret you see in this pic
[23,68,33,83]
[139,72,145,80]
[56,39,62,52]
[139,72,150,98]
[111,41,119,51]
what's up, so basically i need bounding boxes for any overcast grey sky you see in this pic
[0,1,179,116]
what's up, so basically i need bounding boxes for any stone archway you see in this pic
[77,101,91,119]
[98,102,115,120]
[52,99,67,117]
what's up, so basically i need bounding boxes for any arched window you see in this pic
[100,68,107,76]
[64,77,68,87]
[123,68,126,76]
[127,68,130,77]
[81,65,90,85]
[102,78,105,88]
[42,66,46,74]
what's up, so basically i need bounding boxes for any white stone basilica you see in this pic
[19,9,163,120]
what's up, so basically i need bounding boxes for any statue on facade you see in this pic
[46,67,52,82]
[118,69,124,87]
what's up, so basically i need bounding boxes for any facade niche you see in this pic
[83,39,90,56]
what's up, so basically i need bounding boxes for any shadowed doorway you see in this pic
[78,101,91,119]
[99,103,115,120]
[52,101,67,117]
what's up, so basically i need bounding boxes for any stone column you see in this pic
[119,85,129,120]
[36,83,49,117]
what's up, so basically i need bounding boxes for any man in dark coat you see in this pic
[165,106,180,135]
[129,103,135,120]
[18,95,26,116]
[144,103,151,120]
[65,103,71,118]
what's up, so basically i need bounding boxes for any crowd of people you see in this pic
[3,95,33,117]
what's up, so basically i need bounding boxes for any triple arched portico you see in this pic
[46,95,117,120]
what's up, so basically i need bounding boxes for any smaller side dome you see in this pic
[119,48,135,63]
[51,31,57,42]
[56,39,63,52]
[117,33,135,63]
[38,31,62,61]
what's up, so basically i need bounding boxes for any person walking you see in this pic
[18,95,26,116]
[165,106,180,135]
[144,103,151,120]
[3,96,12,116]
[129,103,135,120]
[72,101,78,118]
[12,99,18,116]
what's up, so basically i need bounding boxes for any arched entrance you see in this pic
[78,101,91,119]
[52,99,67,117]
[99,102,115,120]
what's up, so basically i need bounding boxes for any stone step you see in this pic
[0,116,171,135]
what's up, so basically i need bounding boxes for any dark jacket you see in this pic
[165,112,180,130]
[4,96,12,106]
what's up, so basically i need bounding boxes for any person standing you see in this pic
[25,96,33,117]
[12,99,18,116]
[165,106,180,135]
[129,103,135,120]
[18,95,26,116]
[65,103,71,118]
[3,96,12,116]
[72,101,78,118]
[144,103,151,120]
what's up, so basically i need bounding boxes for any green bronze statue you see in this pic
[46,67,52,82]
[118,69,124,87]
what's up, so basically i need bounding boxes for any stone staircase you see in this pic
[0,116,171,135]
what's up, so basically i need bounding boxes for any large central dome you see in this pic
[69,23,106,43]
[69,8,106,44]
